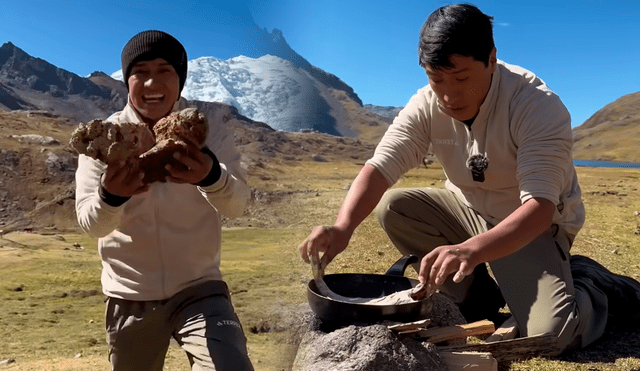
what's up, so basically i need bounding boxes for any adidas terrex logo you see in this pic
[217,320,242,329]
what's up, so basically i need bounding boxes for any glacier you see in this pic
[112,55,335,133]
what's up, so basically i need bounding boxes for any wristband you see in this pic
[99,174,131,207]
[195,147,221,187]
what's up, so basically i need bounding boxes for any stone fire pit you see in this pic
[292,292,467,371]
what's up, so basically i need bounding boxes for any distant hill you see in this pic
[0,42,126,122]
[363,104,403,120]
[572,91,640,162]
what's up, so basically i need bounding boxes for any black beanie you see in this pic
[121,30,188,94]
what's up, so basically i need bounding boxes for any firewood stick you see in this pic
[485,315,518,343]
[403,319,495,343]
[438,333,560,362]
[387,318,432,332]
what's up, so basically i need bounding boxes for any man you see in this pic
[75,30,254,370]
[299,4,640,354]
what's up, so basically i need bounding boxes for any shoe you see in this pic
[457,263,506,323]
[570,254,640,329]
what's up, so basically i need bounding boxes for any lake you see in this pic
[574,160,640,169]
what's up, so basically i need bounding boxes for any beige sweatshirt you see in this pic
[75,98,250,300]
[366,60,585,236]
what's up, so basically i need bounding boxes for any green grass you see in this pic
[0,234,106,365]
[0,163,639,370]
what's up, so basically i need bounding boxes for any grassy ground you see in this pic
[0,163,639,370]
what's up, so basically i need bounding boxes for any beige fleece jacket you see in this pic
[75,98,250,300]
[367,60,585,236]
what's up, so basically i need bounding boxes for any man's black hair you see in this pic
[418,3,495,69]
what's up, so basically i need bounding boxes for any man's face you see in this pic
[425,50,497,122]
[128,58,180,125]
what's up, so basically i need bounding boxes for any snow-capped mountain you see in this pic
[113,54,353,135]
[184,55,325,133]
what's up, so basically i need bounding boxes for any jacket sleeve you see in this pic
[365,89,433,186]
[74,154,125,237]
[511,86,574,205]
[197,113,250,218]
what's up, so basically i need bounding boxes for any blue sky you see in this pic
[1,0,638,127]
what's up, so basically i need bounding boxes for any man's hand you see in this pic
[165,144,214,184]
[299,225,352,271]
[298,165,390,272]
[419,197,557,288]
[102,160,149,197]
[419,243,476,287]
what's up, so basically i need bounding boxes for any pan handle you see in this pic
[384,254,419,276]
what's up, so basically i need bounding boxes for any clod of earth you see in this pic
[69,108,208,183]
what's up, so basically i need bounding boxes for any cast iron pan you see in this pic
[307,254,433,325]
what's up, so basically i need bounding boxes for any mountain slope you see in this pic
[183,55,342,135]
[572,91,640,162]
[0,42,126,122]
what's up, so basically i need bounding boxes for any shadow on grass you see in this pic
[559,327,640,366]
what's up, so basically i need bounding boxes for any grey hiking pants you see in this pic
[105,280,254,371]
[376,187,608,354]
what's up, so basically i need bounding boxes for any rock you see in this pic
[44,150,76,179]
[9,284,24,292]
[293,293,464,371]
[293,324,447,371]
[8,134,59,146]
[428,292,467,328]
[0,358,16,365]
[0,150,20,171]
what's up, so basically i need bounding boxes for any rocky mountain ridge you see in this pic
[0,42,126,122]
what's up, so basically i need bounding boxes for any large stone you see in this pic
[293,324,447,371]
[293,293,465,371]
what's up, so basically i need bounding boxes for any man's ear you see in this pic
[489,48,497,73]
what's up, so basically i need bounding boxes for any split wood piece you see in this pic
[400,319,495,343]
[387,318,432,333]
[484,315,518,343]
[438,333,560,362]
[440,351,498,371]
